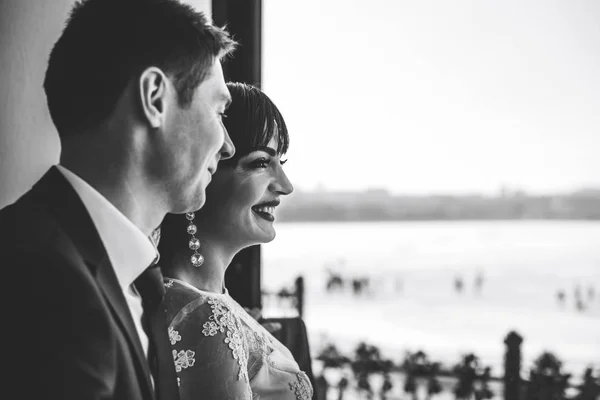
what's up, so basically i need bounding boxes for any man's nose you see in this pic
[220,127,235,160]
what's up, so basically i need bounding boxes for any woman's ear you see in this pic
[138,67,170,129]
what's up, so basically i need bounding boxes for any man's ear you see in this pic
[139,67,170,129]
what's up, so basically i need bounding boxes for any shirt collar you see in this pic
[56,165,158,291]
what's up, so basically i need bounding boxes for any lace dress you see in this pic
[163,278,313,400]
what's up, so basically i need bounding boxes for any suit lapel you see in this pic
[150,305,180,400]
[30,167,155,399]
[95,256,155,399]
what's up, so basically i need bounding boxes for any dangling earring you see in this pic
[150,227,161,247]
[186,212,204,267]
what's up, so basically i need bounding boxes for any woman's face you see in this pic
[197,135,293,248]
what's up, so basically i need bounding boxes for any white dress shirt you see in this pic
[56,165,156,360]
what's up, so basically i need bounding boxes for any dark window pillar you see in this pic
[212,0,262,87]
[225,246,262,309]
[214,0,263,310]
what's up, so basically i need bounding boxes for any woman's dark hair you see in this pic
[44,0,237,137]
[220,82,289,166]
[158,82,289,270]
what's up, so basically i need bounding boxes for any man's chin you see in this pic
[175,195,205,215]
[167,185,207,214]
[193,196,206,211]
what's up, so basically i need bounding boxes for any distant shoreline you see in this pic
[276,190,600,222]
[277,217,600,223]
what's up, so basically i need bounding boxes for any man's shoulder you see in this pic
[0,186,107,317]
[0,184,95,291]
[0,188,65,252]
[0,168,91,256]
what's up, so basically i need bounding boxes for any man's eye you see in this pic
[219,113,228,119]
[280,159,288,166]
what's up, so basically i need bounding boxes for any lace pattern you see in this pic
[169,327,181,345]
[165,278,314,399]
[201,297,249,382]
[289,372,313,400]
[246,329,270,380]
[247,328,270,354]
[173,349,196,372]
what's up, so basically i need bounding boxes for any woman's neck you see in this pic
[169,237,237,294]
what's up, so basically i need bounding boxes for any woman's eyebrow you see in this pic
[254,146,277,156]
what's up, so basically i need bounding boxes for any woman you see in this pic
[157,83,313,400]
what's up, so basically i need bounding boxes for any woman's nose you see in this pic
[271,167,293,195]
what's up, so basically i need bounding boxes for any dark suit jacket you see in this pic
[0,167,176,400]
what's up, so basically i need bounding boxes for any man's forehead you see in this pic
[210,62,230,105]
[198,77,230,107]
[198,59,228,97]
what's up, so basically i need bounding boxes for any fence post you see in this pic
[504,331,523,400]
[314,374,329,400]
[295,275,305,319]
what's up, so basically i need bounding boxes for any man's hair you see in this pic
[44,0,237,137]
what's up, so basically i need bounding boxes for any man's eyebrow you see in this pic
[254,146,277,156]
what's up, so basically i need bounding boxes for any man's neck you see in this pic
[60,154,166,237]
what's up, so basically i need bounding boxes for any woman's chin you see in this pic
[263,231,276,243]
[249,212,278,242]
[235,230,276,250]
[254,230,276,244]
[252,229,276,245]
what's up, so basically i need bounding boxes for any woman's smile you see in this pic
[251,200,280,222]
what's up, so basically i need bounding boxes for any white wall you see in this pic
[0,0,211,208]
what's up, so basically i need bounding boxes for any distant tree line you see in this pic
[277,189,600,222]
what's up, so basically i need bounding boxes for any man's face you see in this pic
[163,59,235,213]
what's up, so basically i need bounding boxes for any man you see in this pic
[0,0,236,399]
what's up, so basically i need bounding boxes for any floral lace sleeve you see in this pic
[169,296,253,400]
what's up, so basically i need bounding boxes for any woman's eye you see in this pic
[280,159,288,166]
[219,112,228,120]
[250,158,270,168]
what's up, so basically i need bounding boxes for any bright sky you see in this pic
[262,0,600,195]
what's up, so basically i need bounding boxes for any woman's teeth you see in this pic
[255,206,275,215]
